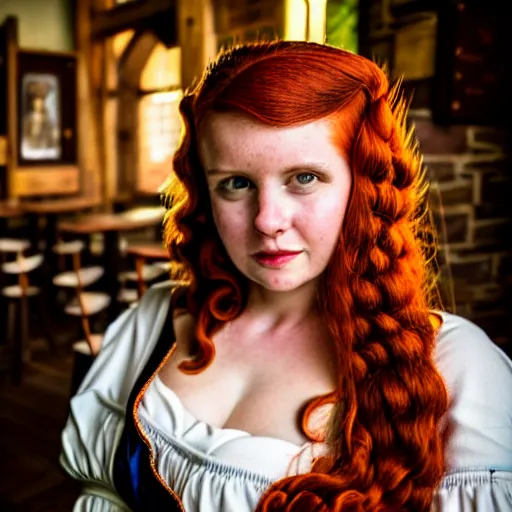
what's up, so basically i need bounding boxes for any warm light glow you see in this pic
[140,45,181,91]
[138,42,182,193]
[284,0,308,40]
[144,91,183,163]
[138,90,183,193]
[308,0,328,43]
[150,90,183,104]
[284,0,327,42]
[112,29,135,59]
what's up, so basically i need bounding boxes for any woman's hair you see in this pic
[162,40,448,511]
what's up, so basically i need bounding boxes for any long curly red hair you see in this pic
[161,41,448,511]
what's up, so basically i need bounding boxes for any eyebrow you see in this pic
[205,163,330,176]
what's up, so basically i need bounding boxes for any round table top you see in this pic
[20,196,101,215]
[58,207,165,234]
[125,243,169,260]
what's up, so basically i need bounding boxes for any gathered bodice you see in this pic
[136,375,317,511]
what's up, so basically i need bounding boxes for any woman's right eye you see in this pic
[218,176,252,192]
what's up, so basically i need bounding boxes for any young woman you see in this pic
[61,41,512,511]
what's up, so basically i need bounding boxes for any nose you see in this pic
[253,185,292,237]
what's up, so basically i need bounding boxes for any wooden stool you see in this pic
[122,244,171,299]
[52,240,110,357]
[0,238,31,346]
[0,238,30,257]
[0,238,31,286]
[52,240,111,394]
[1,254,48,383]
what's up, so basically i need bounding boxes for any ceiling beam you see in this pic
[91,0,175,39]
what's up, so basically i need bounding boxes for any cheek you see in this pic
[304,190,349,243]
[211,201,248,248]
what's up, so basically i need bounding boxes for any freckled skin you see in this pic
[199,111,352,295]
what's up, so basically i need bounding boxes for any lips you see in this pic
[252,250,302,268]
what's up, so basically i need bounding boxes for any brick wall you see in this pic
[359,0,512,357]
[413,110,512,355]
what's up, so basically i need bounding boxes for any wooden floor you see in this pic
[0,341,82,511]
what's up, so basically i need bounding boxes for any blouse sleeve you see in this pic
[60,282,175,511]
[432,313,512,511]
[70,487,132,511]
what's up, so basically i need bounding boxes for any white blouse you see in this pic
[139,375,307,512]
[60,281,512,511]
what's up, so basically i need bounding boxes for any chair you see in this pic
[1,253,47,383]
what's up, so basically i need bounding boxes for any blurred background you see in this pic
[0,0,509,510]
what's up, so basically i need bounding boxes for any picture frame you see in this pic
[17,50,77,166]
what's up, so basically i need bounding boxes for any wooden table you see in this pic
[20,196,101,288]
[21,196,101,248]
[58,207,165,320]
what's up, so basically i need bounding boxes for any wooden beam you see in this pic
[75,0,103,201]
[0,136,7,166]
[5,16,18,198]
[91,0,176,39]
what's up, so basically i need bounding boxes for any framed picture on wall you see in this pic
[17,50,77,166]
[20,72,61,161]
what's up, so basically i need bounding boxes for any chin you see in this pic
[251,273,314,294]
[235,260,319,293]
[260,282,303,293]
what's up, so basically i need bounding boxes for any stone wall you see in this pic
[359,0,512,357]
[415,111,511,354]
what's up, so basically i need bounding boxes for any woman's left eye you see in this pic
[218,176,252,192]
[294,173,317,186]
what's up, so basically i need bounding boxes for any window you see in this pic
[137,45,182,193]
[138,90,182,193]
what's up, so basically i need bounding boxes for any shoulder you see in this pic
[434,312,512,399]
[433,312,512,470]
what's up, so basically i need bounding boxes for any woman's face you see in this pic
[199,111,352,293]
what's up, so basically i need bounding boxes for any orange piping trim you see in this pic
[131,341,185,511]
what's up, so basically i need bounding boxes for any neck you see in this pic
[245,279,320,331]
